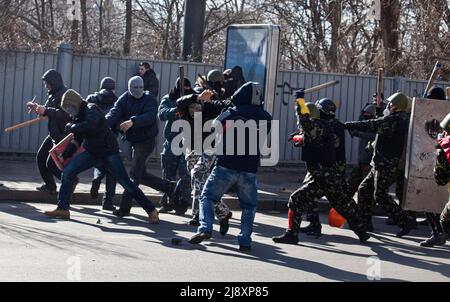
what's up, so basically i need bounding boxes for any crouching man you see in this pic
[188,82,272,252]
[44,89,159,224]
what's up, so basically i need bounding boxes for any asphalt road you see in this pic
[0,202,449,282]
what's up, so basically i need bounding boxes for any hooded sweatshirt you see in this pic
[42,69,70,143]
[214,82,272,173]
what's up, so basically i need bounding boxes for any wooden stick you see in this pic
[4,116,47,132]
[376,68,383,108]
[179,65,185,97]
[304,80,340,94]
[423,61,442,98]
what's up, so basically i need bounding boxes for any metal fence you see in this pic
[0,47,448,164]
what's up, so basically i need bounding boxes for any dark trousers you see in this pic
[36,135,61,190]
[58,151,155,213]
[119,139,173,212]
[93,166,117,203]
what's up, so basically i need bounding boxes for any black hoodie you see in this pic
[86,89,117,115]
[41,69,70,143]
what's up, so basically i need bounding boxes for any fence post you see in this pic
[56,43,73,87]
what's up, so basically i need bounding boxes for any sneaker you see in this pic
[219,211,233,236]
[36,184,57,194]
[113,208,130,218]
[44,208,70,219]
[90,178,101,199]
[420,233,447,247]
[189,214,200,226]
[239,245,252,253]
[188,232,212,244]
[396,216,417,237]
[272,230,298,245]
[148,209,159,224]
[299,222,322,238]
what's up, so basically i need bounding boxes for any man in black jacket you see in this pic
[44,89,159,224]
[28,69,70,193]
[86,77,118,211]
[137,62,159,98]
[107,76,177,217]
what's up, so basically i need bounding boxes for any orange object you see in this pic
[328,208,346,228]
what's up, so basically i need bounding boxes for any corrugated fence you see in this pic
[0,49,448,164]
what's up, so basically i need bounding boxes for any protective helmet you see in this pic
[207,69,224,84]
[386,92,408,112]
[426,86,446,101]
[305,102,320,119]
[315,98,336,116]
[440,113,450,133]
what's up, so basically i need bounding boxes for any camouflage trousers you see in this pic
[357,163,409,226]
[288,166,367,234]
[441,199,450,234]
[186,150,230,220]
[347,164,371,199]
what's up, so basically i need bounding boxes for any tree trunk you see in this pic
[380,0,401,76]
[99,0,103,50]
[123,0,132,55]
[80,0,89,48]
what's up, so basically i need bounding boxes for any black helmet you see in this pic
[315,98,336,116]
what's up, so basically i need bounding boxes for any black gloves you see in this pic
[344,122,356,131]
[64,122,74,133]
[294,89,305,99]
[61,141,79,160]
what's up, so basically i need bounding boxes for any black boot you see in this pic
[219,212,233,236]
[113,208,130,218]
[420,233,447,247]
[36,184,57,194]
[272,230,299,245]
[189,213,200,226]
[158,193,174,213]
[365,216,374,232]
[396,216,417,237]
[299,222,322,238]
[90,177,101,199]
[355,230,371,243]
[102,199,116,211]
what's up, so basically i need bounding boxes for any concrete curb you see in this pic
[0,188,334,212]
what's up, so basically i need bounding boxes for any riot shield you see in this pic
[404,98,450,213]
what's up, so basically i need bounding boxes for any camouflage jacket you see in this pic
[345,112,408,166]
[434,148,450,186]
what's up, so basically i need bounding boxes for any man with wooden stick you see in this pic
[344,92,417,237]
[27,69,70,194]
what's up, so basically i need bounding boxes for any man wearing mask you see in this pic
[86,77,118,211]
[44,89,159,224]
[106,76,178,218]
[158,78,194,214]
[137,62,159,98]
[27,69,70,193]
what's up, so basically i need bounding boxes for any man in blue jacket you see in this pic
[188,82,272,252]
[106,76,177,217]
[158,77,193,214]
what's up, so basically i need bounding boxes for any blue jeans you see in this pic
[58,151,155,213]
[93,166,117,203]
[198,165,257,247]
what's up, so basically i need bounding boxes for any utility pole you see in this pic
[182,0,206,62]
